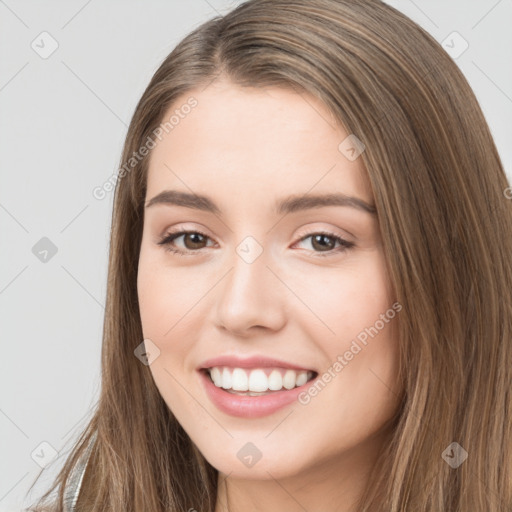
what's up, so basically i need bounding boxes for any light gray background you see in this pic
[1,1,511,510]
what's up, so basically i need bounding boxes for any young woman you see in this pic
[28,0,512,510]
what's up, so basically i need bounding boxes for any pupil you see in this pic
[187,233,204,249]
[313,234,333,251]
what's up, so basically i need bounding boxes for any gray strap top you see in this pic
[63,432,97,512]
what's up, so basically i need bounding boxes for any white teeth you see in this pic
[221,367,232,389]
[295,371,308,387]
[207,366,314,392]
[282,369,297,390]
[231,368,249,391]
[210,367,222,387]
[268,369,283,390]
[248,369,268,392]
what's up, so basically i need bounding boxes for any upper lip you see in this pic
[198,355,317,373]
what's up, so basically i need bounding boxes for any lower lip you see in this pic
[198,370,315,418]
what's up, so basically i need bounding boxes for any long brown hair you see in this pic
[28,0,512,510]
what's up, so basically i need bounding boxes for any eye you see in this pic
[157,229,355,257]
[293,231,355,257]
[157,229,214,256]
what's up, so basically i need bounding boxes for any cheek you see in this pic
[137,248,203,337]
[137,251,195,388]
[137,251,199,411]
[294,250,400,398]
[292,250,393,341]
[138,261,169,337]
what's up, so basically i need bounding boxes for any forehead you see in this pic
[146,79,372,206]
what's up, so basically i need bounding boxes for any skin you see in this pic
[137,78,403,512]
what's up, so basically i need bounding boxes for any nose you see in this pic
[214,240,287,337]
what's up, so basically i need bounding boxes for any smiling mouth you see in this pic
[201,366,318,395]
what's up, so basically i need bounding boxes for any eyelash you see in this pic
[157,229,355,258]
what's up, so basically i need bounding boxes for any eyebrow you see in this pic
[145,190,377,216]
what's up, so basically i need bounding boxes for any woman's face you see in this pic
[137,79,402,483]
